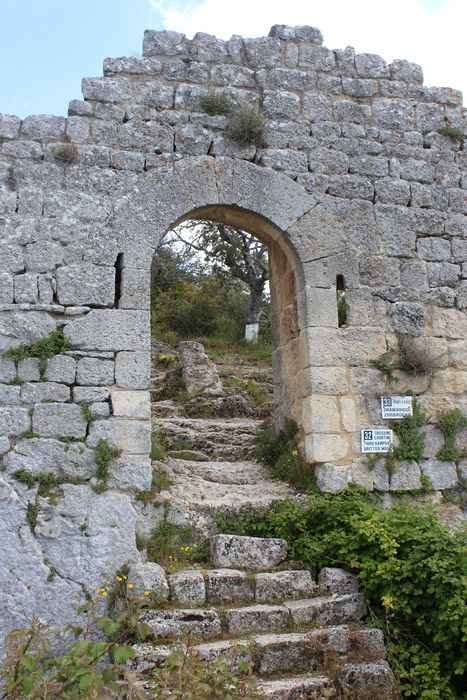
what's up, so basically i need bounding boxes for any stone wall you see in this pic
[0,25,465,641]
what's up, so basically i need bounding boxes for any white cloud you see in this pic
[151,0,466,99]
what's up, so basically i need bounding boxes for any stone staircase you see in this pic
[129,535,398,699]
[150,345,296,523]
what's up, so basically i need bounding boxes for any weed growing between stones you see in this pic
[215,485,467,700]
[4,327,69,378]
[200,92,233,116]
[52,142,78,163]
[226,109,265,146]
[370,334,439,382]
[141,508,209,569]
[438,125,464,142]
[150,434,166,460]
[254,418,317,491]
[136,469,172,506]
[94,438,121,483]
[436,408,467,462]
[389,399,428,463]
[80,404,92,423]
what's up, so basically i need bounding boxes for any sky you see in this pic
[0,0,465,119]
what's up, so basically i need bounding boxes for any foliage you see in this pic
[80,404,92,422]
[337,290,347,327]
[436,408,467,462]
[143,509,209,569]
[52,143,78,163]
[438,125,464,142]
[215,485,467,700]
[390,398,428,463]
[200,92,233,116]
[94,438,121,483]
[370,335,439,382]
[4,327,69,378]
[147,647,262,699]
[253,419,316,491]
[226,109,265,146]
[150,433,166,461]
[136,469,172,506]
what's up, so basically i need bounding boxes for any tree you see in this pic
[170,220,269,342]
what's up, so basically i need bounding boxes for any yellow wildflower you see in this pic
[101,591,108,597]
[382,594,394,611]
[144,591,151,596]
[292,450,299,457]
[116,576,123,581]
[127,583,134,589]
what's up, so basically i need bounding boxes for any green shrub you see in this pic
[136,469,172,506]
[143,511,209,568]
[200,92,233,116]
[438,125,464,142]
[4,327,69,378]
[94,438,121,483]
[150,434,166,461]
[226,110,265,146]
[390,398,428,463]
[253,419,316,491]
[436,408,467,462]
[52,143,78,163]
[215,485,467,699]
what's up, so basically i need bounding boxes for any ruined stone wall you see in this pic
[0,25,465,641]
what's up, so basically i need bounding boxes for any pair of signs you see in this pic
[361,396,413,454]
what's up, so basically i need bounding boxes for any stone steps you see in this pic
[129,536,398,699]
[158,458,296,510]
[153,416,261,460]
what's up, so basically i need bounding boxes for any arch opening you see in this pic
[149,204,307,433]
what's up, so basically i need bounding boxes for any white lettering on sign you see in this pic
[381,396,413,420]
[361,428,393,454]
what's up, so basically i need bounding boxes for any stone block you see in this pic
[375,205,416,257]
[111,390,151,419]
[372,98,414,130]
[355,53,389,78]
[20,382,70,403]
[286,594,366,626]
[108,455,152,492]
[193,639,252,674]
[33,403,87,438]
[206,569,254,604]
[0,113,21,139]
[120,267,150,310]
[20,115,66,141]
[57,264,115,307]
[318,568,359,595]
[0,357,16,382]
[76,357,114,385]
[0,384,20,404]
[298,287,337,328]
[314,462,351,491]
[448,339,467,370]
[263,90,300,120]
[0,436,10,454]
[115,351,151,389]
[301,327,386,367]
[349,156,388,178]
[210,535,287,570]
[103,56,161,76]
[416,238,451,262]
[390,59,423,83]
[45,355,77,384]
[127,562,169,599]
[81,77,131,102]
[0,273,13,304]
[87,418,151,454]
[420,460,458,490]
[389,302,427,336]
[430,369,467,395]
[360,257,400,286]
[4,437,96,479]
[389,461,421,491]
[73,386,110,403]
[302,94,333,121]
[415,102,445,132]
[140,81,174,109]
[14,274,38,303]
[244,37,281,68]
[256,570,316,602]
[300,366,348,395]
[339,660,398,699]
[432,307,467,339]
[303,395,341,433]
[17,358,41,382]
[143,30,188,57]
[375,179,410,205]
[428,262,459,288]
[65,310,150,351]
[168,571,206,606]
[90,402,110,419]
[140,608,221,641]
[224,604,289,635]
[253,632,318,675]
[0,406,30,436]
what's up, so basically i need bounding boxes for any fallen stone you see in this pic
[178,341,223,395]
